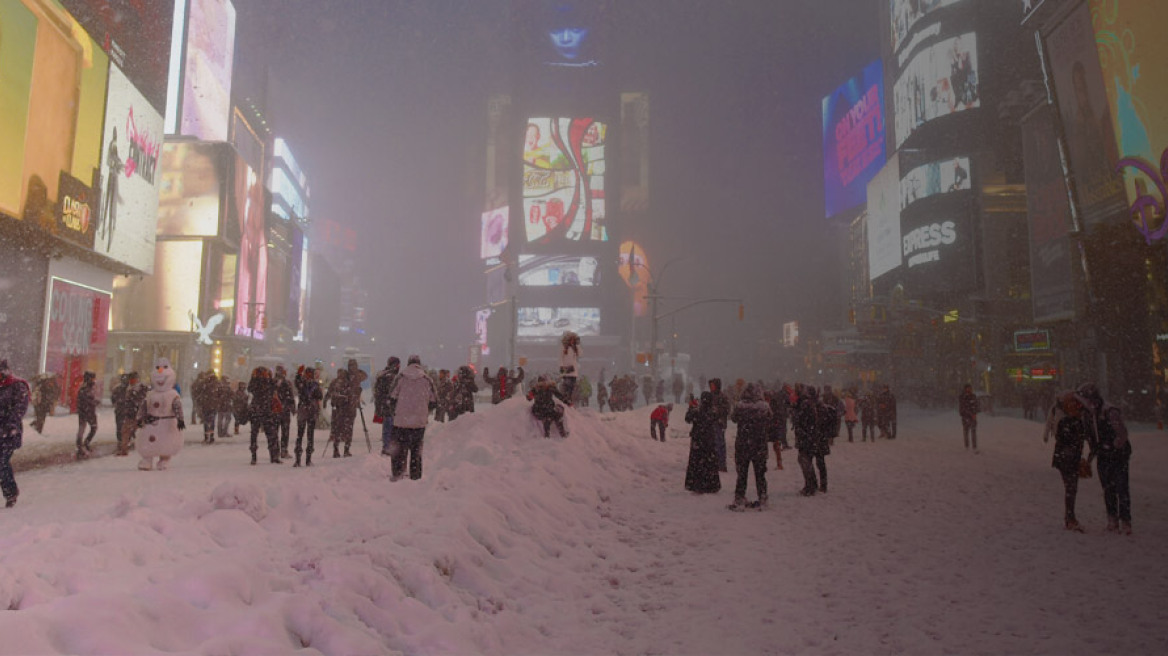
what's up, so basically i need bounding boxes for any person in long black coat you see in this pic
[1044,391,1095,532]
[247,366,280,464]
[684,392,721,494]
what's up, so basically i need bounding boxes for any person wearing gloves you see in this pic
[389,355,437,481]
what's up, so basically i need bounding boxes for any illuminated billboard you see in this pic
[0,0,36,218]
[867,155,902,281]
[900,156,971,210]
[518,255,599,286]
[523,117,607,243]
[233,155,267,339]
[96,65,165,274]
[822,60,886,218]
[893,32,979,148]
[620,92,649,212]
[524,1,602,68]
[111,239,205,332]
[890,0,964,53]
[617,240,650,316]
[517,307,600,338]
[45,278,110,412]
[174,0,236,140]
[157,142,226,237]
[475,309,490,356]
[481,206,509,259]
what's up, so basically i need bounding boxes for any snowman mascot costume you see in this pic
[136,358,186,470]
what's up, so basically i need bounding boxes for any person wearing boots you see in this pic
[1079,382,1133,534]
[389,355,437,480]
[30,373,60,434]
[76,371,98,458]
[1044,391,1095,532]
[527,376,568,438]
[293,366,323,467]
[215,375,234,438]
[0,359,31,508]
[650,403,672,442]
[793,385,823,496]
[247,366,280,464]
[728,383,773,510]
[959,384,979,453]
[192,371,218,444]
[274,365,296,459]
[434,369,451,422]
[325,369,358,458]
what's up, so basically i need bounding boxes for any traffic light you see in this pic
[738,304,745,321]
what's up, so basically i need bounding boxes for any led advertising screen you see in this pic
[893,32,980,148]
[96,65,165,274]
[1023,107,1076,323]
[523,117,607,244]
[517,307,600,338]
[0,0,36,218]
[867,155,902,281]
[45,278,110,412]
[156,142,226,237]
[900,156,971,210]
[481,206,509,259]
[890,0,964,53]
[823,60,886,218]
[617,240,649,316]
[620,92,650,213]
[178,0,236,141]
[234,156,267,339]
[475,309,491,357]
[288,224,305,334]
[900,210,975,294]
[55,172,97,249]
[518,255,599,286]
[523,0,602,68]
[58,0,175,113]
[111,239,204,332]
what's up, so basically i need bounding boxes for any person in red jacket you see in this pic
[650,403,673,442]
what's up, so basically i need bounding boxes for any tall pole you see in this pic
[649,283,659,383]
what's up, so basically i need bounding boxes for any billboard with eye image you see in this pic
[518,255,599,287]
[517,307,600,338]
[481,206,509,259]
[523,117,607,244]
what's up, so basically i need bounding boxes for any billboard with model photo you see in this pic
[893,32,979,147]
[178,0,235,141]
[518,255,599,286]
[156,142,227,237]
[517,307,600,338]
[233,155,267,339]
[900,156,970,210]
[822,59,886,218]
[523,117,607,244]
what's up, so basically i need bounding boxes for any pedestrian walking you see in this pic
[728,383,773,510]
[0,359,31,508]
[959,384,979,453]
[75,371,98,458]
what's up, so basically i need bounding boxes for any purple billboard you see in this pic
[823,60,886,218]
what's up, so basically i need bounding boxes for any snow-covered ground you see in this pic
[2,399,1166,655]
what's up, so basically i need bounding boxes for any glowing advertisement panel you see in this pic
[518,255,599,286]
[179,0,235,141]
[96,65,164,274]
[822,60,886,217]
[44,278,110,412]
[517,307,600,338]
[156,142,225,237]
[0,0,36,218]
[111,239,204,332]
[526,1,602,68]
[523,117,607,243]
[481,206,509,259]
[900,156,971,210]
[893,33,980,148]
[890,0,964,53]
[475,309,490,356]
[867,155,902,281]
[233,155,267,339]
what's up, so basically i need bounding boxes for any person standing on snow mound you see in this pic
[389,355,437,481]
[559,331,581,404]
[958,383,980,453]
[728,383,773,510]
[1078,382,1133,535]
[528,375,569,439]
[0,359,31,508]
[135,359,186,471]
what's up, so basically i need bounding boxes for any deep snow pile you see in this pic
[1,400,1166,655]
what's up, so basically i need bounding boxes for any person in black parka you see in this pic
[1079,382,1133,534]
[247,366,280,465]
[76,371,98,458]
[729,383,773,509]
[1044,391,1095,532]
[684,392,721,494]
[793,385,823,496]
[0,360,31,508]
[527,376,568,438]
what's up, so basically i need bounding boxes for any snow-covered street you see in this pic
[2,401,1166,655]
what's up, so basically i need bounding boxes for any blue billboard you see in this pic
[822,60,887,218]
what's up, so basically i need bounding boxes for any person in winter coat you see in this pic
[110,374,128,446]
[30,373,60,434]
[650,403,672,441]
[878,385,898,438]
[843,390,858,442]
[0,359,31,508]
[596,379,608,413]
[958,384,980,453]
[860,391,877,441]
[373,357,402,455]
[232,381,250,434]
[684,392,721,494]
[215,375,234,438]
[576,375,591,407]
[763,387,788,467]
[793,385,824,496]
[1078,382,1133,534]
[434,369,452,422]
[709,378,731,473]
[655,379,666,404]
[192,371,219,444]
[485,366,525,405]
[728,383,774,510]
[325,369,355,458]
[822,385,843,443]
[641,375,654,408]
[528,376,569,438]
[273,365,296,459]
[449,365,479,421]
[247,366,281,465]
[294,366,323,467]
[389,356,438,480]
[116,372,147,456]
[1044,391,1095,532]
[671,374,685,405]
[559,331,581,404]
[75,371,98,459]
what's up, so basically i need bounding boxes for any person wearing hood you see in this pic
[793,385,823,496]
[1043,391,1096,532]
[528,375,569,438]
[728,383,774,510]
[389,355,437,480]
[0,359,31,508]
[373,357,401,456]
[76,371,98,459]
[709,378,731,472]
[684,392,721,494]
[1078,383,1133,534]
[434,369,453,422]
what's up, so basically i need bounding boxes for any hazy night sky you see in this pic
[232,0,880,377]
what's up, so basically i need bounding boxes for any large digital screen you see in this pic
[1023,107,1076,323]
[0,0,37,218]
[481,206,509,259]
[517,307,600,338]
[823,60,886,218]
[45,278,110,413]
[617,240,650,316]
[519,255,599,286]
[178,0,235,141]
[900,156,971,210]
[867,155,902,281]
[525,1,602,68]
[890,0,964,53]
[620,92,649,213]
[234,155,267,339]
[111,239,204,332]
[95,65,165,274]
[893,32,980,148]
[157,142,226,237]
[475,309,490,357]
[523,117,607,243]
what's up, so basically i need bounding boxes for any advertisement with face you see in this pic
[179,0,236,141]
[1023,107,1076,323]
[1046,4,1126,228]
[900,156,971,210]
[890,0,964,53]
[481,206,509,259]
[617,240,650,316]
[1092,0,1168,235]
[519,255,599,287]
[156,142,225,237]
[96,65,164,274]
[111,240,204,332]
[234,156,267,339]
[893,32,980,148]
[523,117,607,244]
[823,60,886,218]
[45,278,110,412]
[475,309,490,356]
[524,0,601,68]
[620,92,649,213]
[867,155,902,281]
[517,307,600,338]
